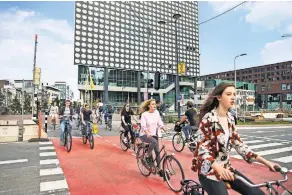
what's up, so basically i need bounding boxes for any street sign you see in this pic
[181,94,184,104]
[178,94,182,101]
[178,62,186,74]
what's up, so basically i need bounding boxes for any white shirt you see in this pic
[140,110,164,136]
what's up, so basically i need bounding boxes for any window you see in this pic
[282,84,287,90]
[288,84,291,90]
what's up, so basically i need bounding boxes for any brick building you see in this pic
[199,60,292,110]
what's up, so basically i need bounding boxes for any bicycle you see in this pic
[105,113,113,131]
[97,112,103,125]
[60,117,72,152]
[119,123,142,152]
[82,121,94,149]
[181,179,205,195]
[228,166,292,195]
[172,122,198,153]
[136,131,185,192]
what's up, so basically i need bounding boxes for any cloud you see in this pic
[244,2,292,30]
[261,38,292,64]
[208,1,243,13]
[0,8,78,100]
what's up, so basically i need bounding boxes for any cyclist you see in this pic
[177,101,198,142]
[104,104,114,124]
[50,102,59,124]
[121,103,137,144]
[81,104,93,136]
[192,82,279,195]
[139,99,167,178]
[59,100,74,145]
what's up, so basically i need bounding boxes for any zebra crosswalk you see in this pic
[39,141,70,195]
[231,135,292,170]
[163,132,292,171]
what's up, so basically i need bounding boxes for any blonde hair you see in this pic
[139,99,156,114]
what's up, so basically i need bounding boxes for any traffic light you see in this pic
[147,79,153,88]
[154,71,160,90]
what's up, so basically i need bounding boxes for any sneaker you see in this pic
[123,137,128,143]
[145,155,153,166]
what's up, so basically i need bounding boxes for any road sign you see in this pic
[178,62,186,74]
[181,94,184,104]
[178,94,182,101]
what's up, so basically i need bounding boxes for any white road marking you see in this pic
[40,152,56,157]
[40,167,63,176]
[39,146,55,150]
[40,159,59,165]
[244,140,265,144]
[39,141,52,145]
[232,146,292,159]
[249,143,283,149]
[251,130,286,134]
[272,155,292,163]
[40,179,68,192]
[0,159,28,165]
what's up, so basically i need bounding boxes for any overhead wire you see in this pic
[199,1,248,26]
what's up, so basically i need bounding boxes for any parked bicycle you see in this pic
[227,166,292,195]
[136,131,185,192]
[82,121,94,149]
[59,117,72,152]
[172,121,198,153]
[119,123,141,152]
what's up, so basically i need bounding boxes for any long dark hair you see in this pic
[121,103,128,116]
[199,82,235,121]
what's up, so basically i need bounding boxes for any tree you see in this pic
[24,92,32,114]
[10,95,21,114]
[0,90,5,107]
[52,96,60,107]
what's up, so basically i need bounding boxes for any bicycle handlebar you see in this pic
[233,166,289,188]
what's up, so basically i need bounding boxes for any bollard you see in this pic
[45,112,48,133]
[38,111,42,139]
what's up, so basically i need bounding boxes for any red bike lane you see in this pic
[52,136,292,195]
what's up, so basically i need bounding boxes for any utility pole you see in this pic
[32,34,38,120]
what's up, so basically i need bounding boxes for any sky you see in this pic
[0,1,292,100]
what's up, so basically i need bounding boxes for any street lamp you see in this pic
[234,53,247,116]
[158,13,182,119]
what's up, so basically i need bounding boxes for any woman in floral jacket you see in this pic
[192,82,279,195]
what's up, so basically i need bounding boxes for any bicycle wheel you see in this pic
[282,191,292,195]
[163,155,185,192]
[120,132,129,151]
[136,147,151,177]
[66,131,72,152]
[133,136,142,153]
[109,120,112,131]
[172,133,185,152]
[89,133,94,149]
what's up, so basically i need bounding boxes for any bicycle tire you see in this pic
[172,133,185,152]
[89,133,94,149]
[66,131,72,152]
[82,135,87,144]
[163,155,185,192]
[120,132,129,151]
[136,147,151,177]
[133,136,142,153]
[282,191,292,195]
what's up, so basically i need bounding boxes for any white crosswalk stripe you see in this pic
[38,141,70,194]
[230,137,292,170]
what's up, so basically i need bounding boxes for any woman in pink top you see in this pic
[139,99,167,177]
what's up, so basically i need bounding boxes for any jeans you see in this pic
[140,135,161,168]
[60,120,71,142]
[122,123,135,143]
[198,170,265,195]
[182,125,197,140]
[82,121,92,135]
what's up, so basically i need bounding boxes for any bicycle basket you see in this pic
[174,124,182,132]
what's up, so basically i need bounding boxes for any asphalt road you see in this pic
[0,142,39,195]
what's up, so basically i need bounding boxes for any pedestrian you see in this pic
[192,82,280,195]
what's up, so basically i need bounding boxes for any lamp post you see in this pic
[158,13,182,119]
[234,53,247,116]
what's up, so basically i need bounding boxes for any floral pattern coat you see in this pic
[192,109,258,181]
